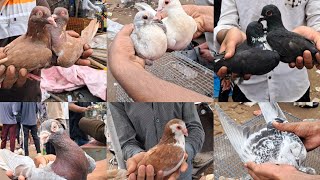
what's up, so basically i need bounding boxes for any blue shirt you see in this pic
[20,102,39,126]
[0,102,20,124]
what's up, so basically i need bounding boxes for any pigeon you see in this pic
[135,0,197,51]
[48,7,99,67]
[0,119,96,180]
[259,4,319,64]
[0,6,57,72]
[214,21,280,76]
[130,10,167,65]
[135,119,188,177]
[215,103,316,176]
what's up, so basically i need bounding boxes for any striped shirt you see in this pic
[0,0,36,39]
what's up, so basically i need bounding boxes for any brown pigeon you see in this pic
[0,6,56,72]
[136,119,188,177]
[48,7,99,68]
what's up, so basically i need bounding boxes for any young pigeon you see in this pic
[259,4,319,64]
[48,7,99,67]
[130,10,167,66]
[136,119,188,177]
[215,104,316,175]
[0,6,57,71]
[214,21,280,76]
[0,119,96,180]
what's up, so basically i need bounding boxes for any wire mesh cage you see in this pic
[115,52,214,102]
[214,112,320,179]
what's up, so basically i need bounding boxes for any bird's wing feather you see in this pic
[84,153,96,173]
[15,165,67,180]
[0,149,35,171]
[134,2,157,16]
[258,102,287,123]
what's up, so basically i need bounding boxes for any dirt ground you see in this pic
[214,102,320,136]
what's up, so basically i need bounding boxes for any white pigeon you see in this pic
[131,10,167,65]
[135,0,197,50]
[215,103,316,175]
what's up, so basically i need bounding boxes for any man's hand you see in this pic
[272,120,320,151]
[292,26,320,70]
[66,30,93,66]
[0,65,28,89]
[197,42,213,62]
[109,24,146,69]
[245,162,309,180]
[216,27,250,79]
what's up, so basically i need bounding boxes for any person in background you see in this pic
[69,102,92,146]
[0,102,19,152]
[20,102,41,156]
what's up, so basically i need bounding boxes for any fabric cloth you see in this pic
[79,118,106,144]
[109,103,205,180]
[22,124,41,156]
[0,102,20,124]
[20,102,39,126]
[213,0,320,101]
[1,124,17,152]
[0,0,36,39]
[69,102,91,145]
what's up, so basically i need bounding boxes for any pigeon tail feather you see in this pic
[81,19,99,45]
[258,102,287,123]
[134,2,157,16]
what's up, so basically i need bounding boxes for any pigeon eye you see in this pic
[266,10,272,16]
[142,15,148,19]
[177,126,181,130]
[36,11,43,17]
[165,0,169,5]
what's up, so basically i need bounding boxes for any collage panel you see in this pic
[0,102,107,179]
[214,102,320,179]
[213,0,320,102]
[107,0,214,102]
[0,0,107,102]
[106,102,213,179]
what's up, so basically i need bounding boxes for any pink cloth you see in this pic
[41,65,106,100]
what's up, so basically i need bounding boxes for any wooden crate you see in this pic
[66,17,92,35]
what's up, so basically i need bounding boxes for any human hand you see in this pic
[0,64,28,89]
[109,24,146,69]
[66,30,93,66]
[197,42,213,62]
[245,162,309,180]
[272,121,320,151]
[292,26,320,69]
[216,28,249,79]
[34,154,56,168]
[155,5,213,39]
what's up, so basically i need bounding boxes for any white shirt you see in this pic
[214,0,320,102]
[0,0,36,39]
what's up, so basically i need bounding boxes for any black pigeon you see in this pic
[215,104,316,176]
[260,4,319,64]
[214,21,280,76]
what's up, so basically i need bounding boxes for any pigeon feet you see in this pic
[145,59,153,66]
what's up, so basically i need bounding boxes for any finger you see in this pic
[117,24,134,37]
[128,173,137,180]
[81,48,93,59]
[155,171,164,180]
[180,162,188,173]
[272,121,299,133]
[217,66,228,78]
[247,169,261,180]
[83,44,91,51]
[67,30,80,38]
[224,41,237,59]
[137,165,146,180]
[295,56,304,69]
[16,68,28,87]
[316,53,320,65]
[146,165,155,180]
[2,65,16,89]
[126,158,138,175]
[243,74,252,80]
[75,59,91,66]
[6,170,14,178]
[18,175,26,180]
[289,62,296,68]
[303,50,313,69]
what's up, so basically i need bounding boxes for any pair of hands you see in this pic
[0,30,92,89]
[245,120,320,180]
[126,152,188,180]
[216,26,320,80]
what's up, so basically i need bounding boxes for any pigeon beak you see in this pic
[182,128,188,136]
[39,131,51,144]
[47,16,57,27]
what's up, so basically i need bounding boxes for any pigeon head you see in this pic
[52,7,69,26]
[246,21,266,46]
[29,6,57,27]
[133,11,155,27]
[259,4,284,31]
[39,119,64,144]
[167,119,188,137]
[157,0,182,13]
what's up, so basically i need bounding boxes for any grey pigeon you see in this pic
[215,103,316,176]
[0,119,96,180]
[131,10,167,66]
[214,21,280,76]
[259,4,319,65]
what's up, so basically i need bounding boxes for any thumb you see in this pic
[118,24,134,37]
[272,121,298,133]
[244,161,257,171]
[224,41,237,59]
[126,158,137,175]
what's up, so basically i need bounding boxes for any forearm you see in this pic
[68,103,87,113]
[123,144,145,160]
[109,54,213,102]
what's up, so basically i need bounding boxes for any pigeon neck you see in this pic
[267,18,286,32]
[159,132,185,150]
[26,21,50,43]
[49,23,66,47]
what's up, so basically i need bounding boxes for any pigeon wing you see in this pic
[258,102,287,123]
[0,149,35,171]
